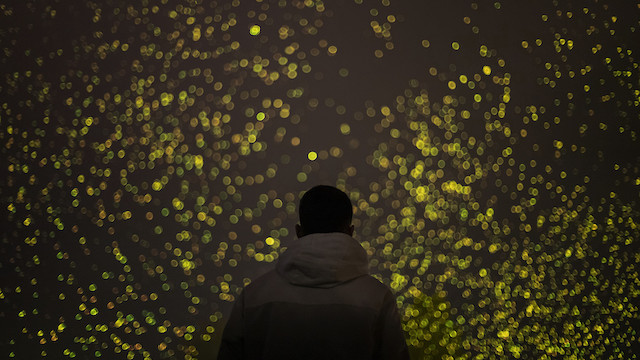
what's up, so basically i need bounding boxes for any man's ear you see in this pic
[295,224,304,238]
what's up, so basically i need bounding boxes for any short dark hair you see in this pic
[299,185,352,234]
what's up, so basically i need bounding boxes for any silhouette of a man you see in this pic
[218,185,409,360]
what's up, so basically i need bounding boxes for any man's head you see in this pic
[296,185,354,237]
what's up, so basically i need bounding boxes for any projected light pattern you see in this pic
[1,0,639,359]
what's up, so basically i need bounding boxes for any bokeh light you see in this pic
[1,1,639,359]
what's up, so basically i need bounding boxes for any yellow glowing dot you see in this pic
[307,151,318,161]
[249,25,261,36]
[483,65,491,75]
[328,45,338,54]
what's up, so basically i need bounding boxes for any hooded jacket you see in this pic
[218,232,409,360]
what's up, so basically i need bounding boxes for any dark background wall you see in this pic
[1,0,639,358]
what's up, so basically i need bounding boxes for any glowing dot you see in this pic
[483,65,491,75]
[307,151,318,161]
[249,25,261,36]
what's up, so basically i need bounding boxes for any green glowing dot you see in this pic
[249,25,261,36]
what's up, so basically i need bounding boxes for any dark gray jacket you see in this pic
[218,232,409,360]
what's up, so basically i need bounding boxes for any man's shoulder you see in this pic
[247,271,391,292]
[240,270,393,312]
[358,274,391,287]
[244,269,283,291]
[351,274,395,295]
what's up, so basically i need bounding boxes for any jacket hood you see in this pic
[276,232,369,288]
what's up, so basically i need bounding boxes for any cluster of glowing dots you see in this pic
[1,0,639,359]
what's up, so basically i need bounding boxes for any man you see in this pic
[218,185,409,359]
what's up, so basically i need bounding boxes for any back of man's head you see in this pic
[298,185,352,235]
